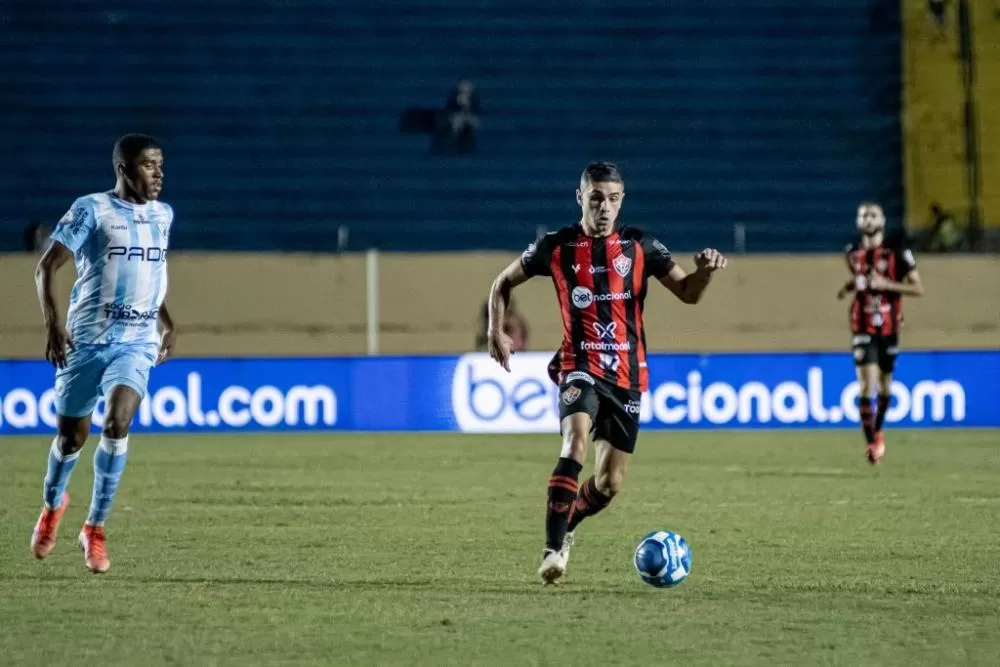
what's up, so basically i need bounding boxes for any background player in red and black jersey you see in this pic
[837,202,924,464]
[485,161,727,584]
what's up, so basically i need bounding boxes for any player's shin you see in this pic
[43,438,81,509]
[874,393,891,433]
[857,397,875,444]
[567,476,612,532]
[86,436,129,526]
[546,457,583,552]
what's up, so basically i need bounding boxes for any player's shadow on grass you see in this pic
[8,572,642,595]
[738,468,865,478]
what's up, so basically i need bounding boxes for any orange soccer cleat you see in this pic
[31,492,70,560]
[78,524,111,574]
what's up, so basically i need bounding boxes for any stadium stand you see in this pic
[1,0,901,253]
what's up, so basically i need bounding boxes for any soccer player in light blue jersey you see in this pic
[30,134,176,573]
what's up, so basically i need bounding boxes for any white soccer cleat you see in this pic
[560,532,575,568]
[537,548,567,585]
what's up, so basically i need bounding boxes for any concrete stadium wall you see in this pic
[1,253,997,359]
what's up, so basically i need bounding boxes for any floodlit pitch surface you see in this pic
[1,431,997,666]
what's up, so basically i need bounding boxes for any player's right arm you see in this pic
[487,234,554,371]
[36,199,96,367]
[35,241,75,368]
[837,244,857,300]
[486,258,532,372]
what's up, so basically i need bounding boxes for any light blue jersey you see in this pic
[49,191,172,346]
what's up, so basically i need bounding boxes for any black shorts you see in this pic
[852,333,899,373]
[558,371,641,454]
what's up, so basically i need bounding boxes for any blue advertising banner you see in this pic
[0,351,995,435]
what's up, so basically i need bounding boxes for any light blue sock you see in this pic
[43,438,80,509]
[86,436,129,525]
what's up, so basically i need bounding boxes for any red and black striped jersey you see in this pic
[520,224,675,393]
[844,241,917,337]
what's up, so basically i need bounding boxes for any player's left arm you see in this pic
[868,269,924,296]
[156,301,176,364]
[867,249,924,296]
[656,249,728,305]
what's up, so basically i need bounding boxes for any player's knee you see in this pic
[102,412,132,439]
[55,432,87,456]
[857,380,874,398]
[561,430,588,461]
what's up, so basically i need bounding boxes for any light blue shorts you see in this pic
[54,343,158,418]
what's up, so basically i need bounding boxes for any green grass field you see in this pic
[1,430,998,666]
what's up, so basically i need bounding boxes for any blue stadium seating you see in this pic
[0,0,901,252]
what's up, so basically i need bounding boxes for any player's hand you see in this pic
[487,328,514,372]
[156,327,176,365]
[546,352,561,386]
[694,248,727,272]
[836,286,848,300]
[866,273,888,291]
[44,323,74,369]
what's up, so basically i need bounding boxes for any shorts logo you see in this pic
[593,321,617,340]
[572,286,594,308]
[561,386,582,405]
[853,347,866,363]
[612,255,632,278]
[624,400,641,415]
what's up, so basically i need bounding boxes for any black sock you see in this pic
[545,457,582,552]
[874,393,891,433]
[858,397,875,444]
[567,476,612,532]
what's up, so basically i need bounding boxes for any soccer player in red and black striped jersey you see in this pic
[485,161,727,584]
[837,202,924,465]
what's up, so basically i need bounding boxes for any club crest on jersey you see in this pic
[612,254,632,278]
[561,386,582,405]
[593,321,617,339]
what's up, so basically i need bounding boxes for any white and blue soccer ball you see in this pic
[633,530,692,588]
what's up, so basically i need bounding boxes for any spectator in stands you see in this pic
[919,202,964,252]
[432,78,481,155]
[928,0,948,37]
[476,296,527,352]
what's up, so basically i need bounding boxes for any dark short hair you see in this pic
[113,133,161,170]
[580,161,623,187]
